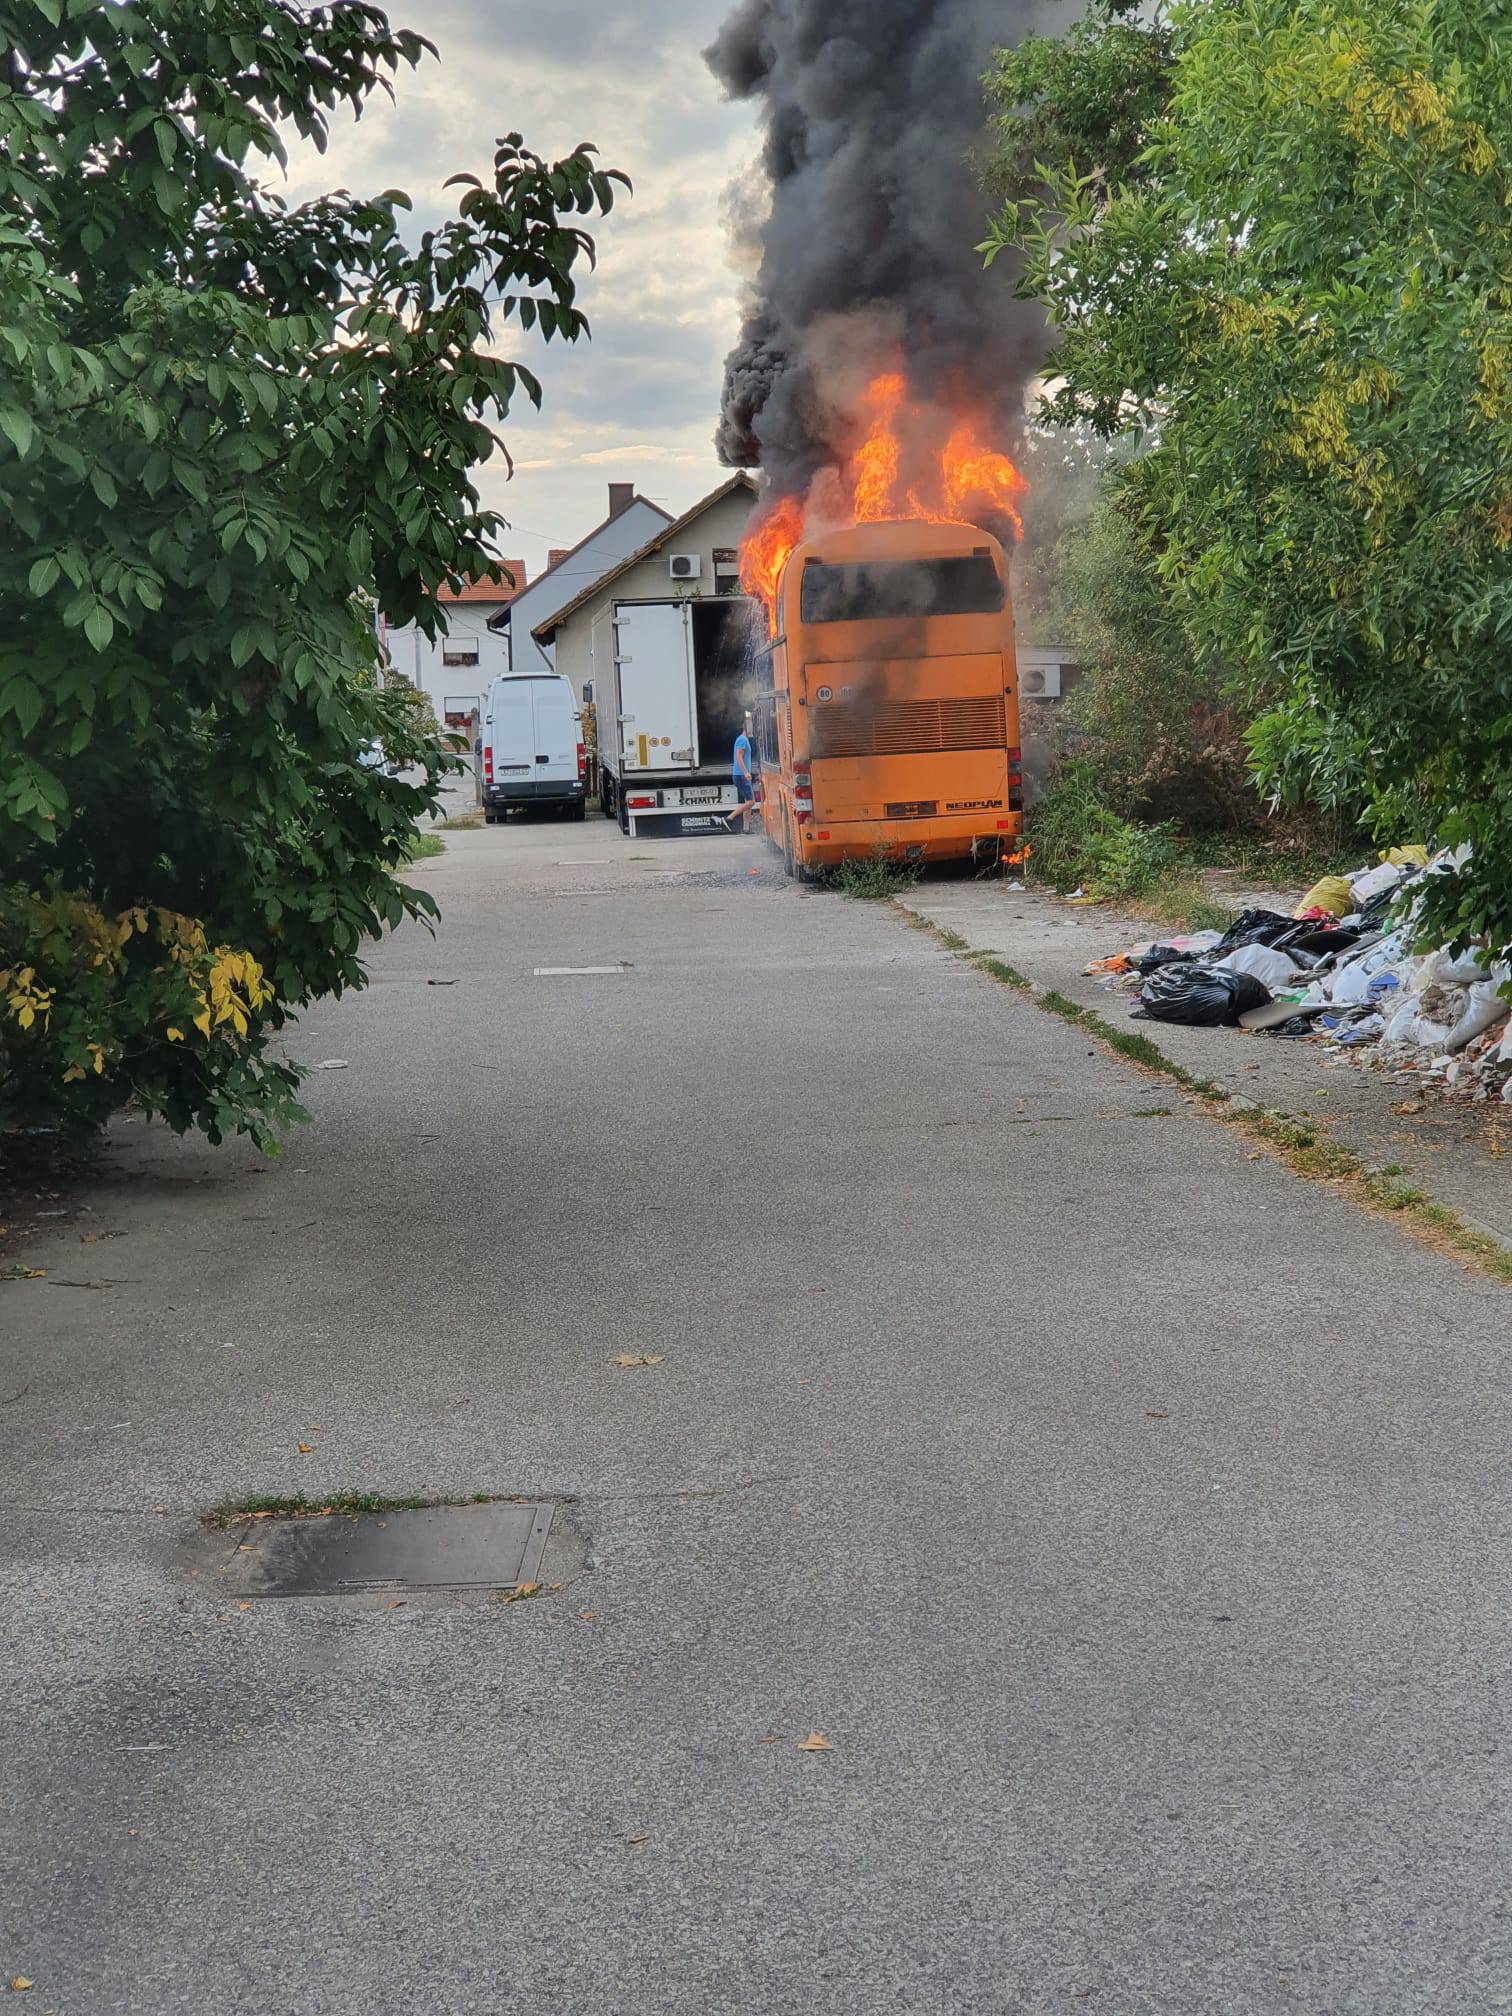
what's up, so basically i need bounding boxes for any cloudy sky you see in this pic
[282,0,757,585]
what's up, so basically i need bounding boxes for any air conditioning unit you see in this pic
[668,553,703,581]
[1018,662,1062,699]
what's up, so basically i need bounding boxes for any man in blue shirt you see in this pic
[728,714,756,830]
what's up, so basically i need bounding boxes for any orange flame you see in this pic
[740,372,1027,632]
[849,372,906,523]
[739,492,806,626]
[940,421,1027,540]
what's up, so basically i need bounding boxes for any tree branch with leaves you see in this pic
[0,0,628,1149]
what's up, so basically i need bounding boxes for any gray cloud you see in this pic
[281,0,753,579]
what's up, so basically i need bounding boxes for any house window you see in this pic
[712,546,741,596]
[442,637,480,666]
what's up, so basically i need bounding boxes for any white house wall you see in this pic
[553,488,757,705]
[385,602,511,726]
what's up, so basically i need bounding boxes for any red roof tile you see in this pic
[437,564,527,603]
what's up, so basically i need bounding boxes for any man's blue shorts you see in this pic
[735,776,755,804]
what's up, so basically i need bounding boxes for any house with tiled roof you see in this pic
[531,474,757,706]
[487,481,673,678]
[384,562,528,729]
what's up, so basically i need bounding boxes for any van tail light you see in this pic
[792,768,813,825]
[483,745,493,785]
[577,742,586,780]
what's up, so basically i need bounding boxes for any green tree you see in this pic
[0,0,626,1149]
[986,0,1512,953]
[981,0,1173,208]
[1045,485,1256,831]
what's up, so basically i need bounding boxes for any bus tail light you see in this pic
[792,769,813,825]
[1007,745,1023,812]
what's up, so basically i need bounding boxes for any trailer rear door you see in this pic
[613,602,696,771]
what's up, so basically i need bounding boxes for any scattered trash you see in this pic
[613,1352,665,1369]
[427,978,457,988]
[795,1731,832,1752]
[311,1059,349,1071]
[1084,842,1511,1112]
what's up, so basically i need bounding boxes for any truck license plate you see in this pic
[680,788,722,805]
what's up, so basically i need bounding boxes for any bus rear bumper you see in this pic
[800,811,1024,867]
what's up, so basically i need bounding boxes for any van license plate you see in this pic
[499,765,530,776]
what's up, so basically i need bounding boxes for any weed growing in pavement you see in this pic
[205,1489,510,1528]
[402,832,447,863]
[827,848,922,900]
[973,955,1034,991]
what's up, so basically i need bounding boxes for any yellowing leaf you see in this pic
[166,1027,184,1042]
[8,1979,34,1993]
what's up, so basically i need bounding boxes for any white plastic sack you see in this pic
[1350,862,1404,905]
[1214,943,1302,991]
[1430,948,1493,985]
[1383,983,1460,1051]
[1445,975,1512,1054]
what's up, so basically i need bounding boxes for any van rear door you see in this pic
[490,677,535,782]
[531,677,578,784]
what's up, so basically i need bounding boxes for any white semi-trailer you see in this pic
[589,595,758,836]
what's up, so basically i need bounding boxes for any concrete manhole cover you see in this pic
[219,1502,555,1598]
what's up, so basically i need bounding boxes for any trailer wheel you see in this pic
[601,774,616,821]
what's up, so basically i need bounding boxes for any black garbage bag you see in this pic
[1133,961,1272,1027]
[1212,907,1299,954]
[1136,943,1190,976]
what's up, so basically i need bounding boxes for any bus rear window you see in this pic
[799,554,1005,625]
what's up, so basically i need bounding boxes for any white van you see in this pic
[480,672,586,824]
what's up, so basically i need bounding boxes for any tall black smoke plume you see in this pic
[705,0,1060,498]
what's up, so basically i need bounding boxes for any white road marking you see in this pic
[533,965,627,977]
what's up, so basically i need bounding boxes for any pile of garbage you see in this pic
[1085,847,1512,1105]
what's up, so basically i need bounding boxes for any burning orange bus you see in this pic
[750,518,1023,879]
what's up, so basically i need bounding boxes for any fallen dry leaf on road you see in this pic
[296,1443,313,1454]
[796,1732,831,1752]
[627,1833,649,1846]
[1146,1411,1170,1420]
[1,1267,44,1282]
[613,1353,665,1369]
[8,1978,34,1993]
[498,1582,540,1604]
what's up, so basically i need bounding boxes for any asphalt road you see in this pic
[4,816,1509,2014]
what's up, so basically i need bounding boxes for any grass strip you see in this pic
[914,909,1512,1287]
[205,1489,511,1529]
